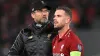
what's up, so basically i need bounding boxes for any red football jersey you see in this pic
[52,29,84,56]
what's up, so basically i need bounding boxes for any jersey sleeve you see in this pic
[69,38,83,56]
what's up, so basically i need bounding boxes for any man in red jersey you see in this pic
[52,6,84,56]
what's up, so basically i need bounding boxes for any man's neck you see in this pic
[58,25,70,38]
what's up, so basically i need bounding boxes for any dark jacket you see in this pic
[7,21,56,56]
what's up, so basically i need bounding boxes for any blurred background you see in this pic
[0,0,100,56]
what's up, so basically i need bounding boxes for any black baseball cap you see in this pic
[41,5,51,10]
[31,0,47,12]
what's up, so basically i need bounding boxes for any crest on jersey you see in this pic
[60,44,64,51]
[53,46,55,49]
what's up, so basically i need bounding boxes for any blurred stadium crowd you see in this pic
[0,0,100,56]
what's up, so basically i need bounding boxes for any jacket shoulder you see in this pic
[20,24,33,36]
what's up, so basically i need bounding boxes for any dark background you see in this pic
[0,0,100,56]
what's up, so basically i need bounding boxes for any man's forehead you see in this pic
[55,10,65,15]
[34,10,42,12]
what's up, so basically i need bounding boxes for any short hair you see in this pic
[56,6,72,18]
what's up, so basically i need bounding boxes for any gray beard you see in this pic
[41,18,48,23]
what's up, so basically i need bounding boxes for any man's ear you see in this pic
[31,13,35,18]
[66,17,71,24]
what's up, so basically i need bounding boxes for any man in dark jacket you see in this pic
[7,0,56,56]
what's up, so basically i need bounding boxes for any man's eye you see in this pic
[57,15,61,17]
